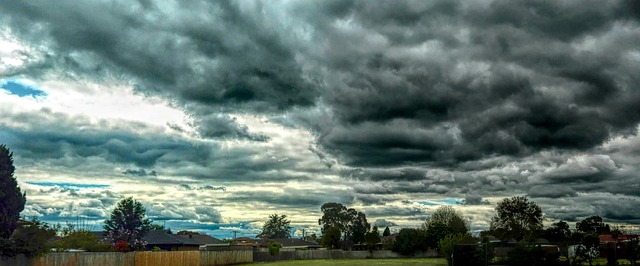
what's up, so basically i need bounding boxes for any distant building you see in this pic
[257,238,322,250]
[144,230,225,251]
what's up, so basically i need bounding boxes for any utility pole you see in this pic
[232,230,238,239]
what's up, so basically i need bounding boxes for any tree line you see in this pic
[257,197,640,266]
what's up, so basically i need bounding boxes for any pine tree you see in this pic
[0,144,26,239]
[104,197,151,249]
[383,226,391,237]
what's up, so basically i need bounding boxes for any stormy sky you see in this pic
[1,0,640,238]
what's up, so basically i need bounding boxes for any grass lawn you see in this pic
[241,258,448,266]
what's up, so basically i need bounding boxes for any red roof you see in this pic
[599,234,640,243]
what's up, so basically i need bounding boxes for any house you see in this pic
[175,232,224,246]
[144,230,224,251]
[600,234,640,244]
[263,238,322,250]
[254,238,321,251]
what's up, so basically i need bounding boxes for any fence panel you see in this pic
[3,250,252,266]
[201,250,253,266]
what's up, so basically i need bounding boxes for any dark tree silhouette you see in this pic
[104,197,151,249]
[383,226,391,237]
[0,144,26,239]
[319,202,370,243]
[257,214,292,239]
[576,216,610,234]
[490,196,543,241]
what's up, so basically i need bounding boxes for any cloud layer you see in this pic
[1,0,640,235]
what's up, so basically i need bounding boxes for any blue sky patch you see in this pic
[416,198,462,206]
[26,181,110,190]
[1,80,47,98]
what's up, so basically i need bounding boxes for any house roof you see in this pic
[144,230,196,245]
[260,238,321,248]
[535,238,551,244]
[94,230,223,246]
[600,234,640,243]
[176,234,223,245]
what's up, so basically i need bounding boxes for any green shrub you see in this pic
[11,219,57,257]
[393,228,427,255]
[438,233,488,266]
[268,241,283,255]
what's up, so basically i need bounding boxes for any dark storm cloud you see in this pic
[123,169,157,177]
[193,114,268,141]
[226,190,354,209]
[527,185,577,198]
[178,184,226,192]
[3,0,640,167]
[293,0,640,168]
[0,0,317,135]
[373,219,397,228]
[0,108,213,168]
[462,194,490,205]
[3,0,640,227]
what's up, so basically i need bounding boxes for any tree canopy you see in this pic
[576,215,610,234]
[257,214,292,239]
[425,205,469,234]
[383,226,391,237]
[318,202,370,243]
[103,197,151,249]
[422,206,469,249]
[0,144,26,239]
[543,220,571,244]
[490,196,543,241]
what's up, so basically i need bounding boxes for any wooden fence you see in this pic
[253,249,439,262]
[1,250,252,266]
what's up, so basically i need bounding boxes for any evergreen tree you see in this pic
[383,226,391,236]
[0,145,26,239]
[257,214,292,239]
[104,197,151,249]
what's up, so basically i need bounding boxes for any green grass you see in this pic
[241,258,448,266]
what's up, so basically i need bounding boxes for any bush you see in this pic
[381,236,394,250]
[113,240,130,252]
[508,242,564,266]
[51,230,113,252]
[268,241,282,255]
[438,233,488,266]
[0,238,17,257]
[11,219,57,257]
[393,228,427,255]
[320,226,341,249]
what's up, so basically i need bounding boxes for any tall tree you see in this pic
[257,214,292,239]
[576,216,610,234]
[543,220,571,244]
[319,202,369,242]
[383,226,391,237]
[319,202,349,235]
[425,205,469,234]
[104,197,151,249]
[364,226,381,250]
[348,209,370,243]
[490,196,543,241]
[0,145,26,239]
[423,206,469,249]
